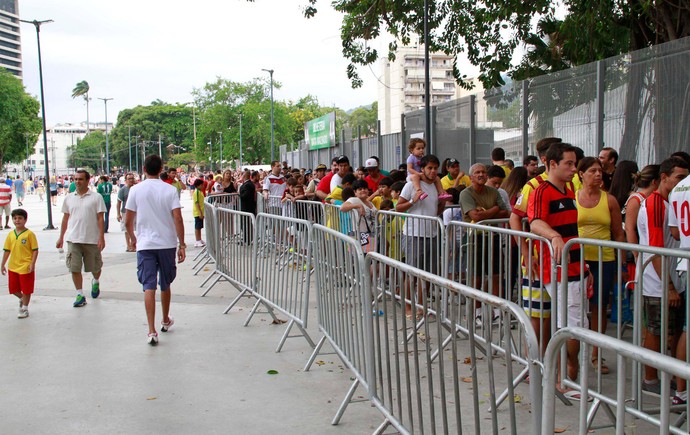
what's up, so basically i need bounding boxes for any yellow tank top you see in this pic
[576,190,614,261]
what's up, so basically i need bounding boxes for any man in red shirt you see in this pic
[364,158,384,193]
[315,157,341,201]
[0,176,12,229]
[529,142,591,396]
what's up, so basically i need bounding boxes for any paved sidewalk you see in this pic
[0,192,380,434]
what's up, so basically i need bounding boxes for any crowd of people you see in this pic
[191,138,690,404]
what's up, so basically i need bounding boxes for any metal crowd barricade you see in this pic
[542,327,690,435]
[553,238,690,432]
[375,209,445,277]
[304,224,375,425]
[194,201,218,276]
[324,202,356,235]
[444,221,557,412]
[199,208,256,303]
[261,194,283,216]
[366,252,543,434]
[194,193,239,272]
[206,192,240,209]
[295,199,325,225]
[246,212,315,352]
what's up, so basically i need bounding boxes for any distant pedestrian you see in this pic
[192,178,205,248]
[1,209,38,318]
[14,176,25,206]
[56,169,106,308]
[0,176,12,229]
[125,155,186,346]
[117,173,136,252]
[97,175,113,233]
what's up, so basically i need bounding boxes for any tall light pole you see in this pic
[423,0,432,154]
[207,140,213,171]
[239,112,243,170]
[127,125,132,173]
[218,132,223,169]
[135,135,140,175]
[20,18,55,230]
[261,68,275,162]
[98,97,113,174]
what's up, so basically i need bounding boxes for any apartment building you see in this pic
[0,0,22,77]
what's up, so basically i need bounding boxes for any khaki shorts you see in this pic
[66,242,103,273]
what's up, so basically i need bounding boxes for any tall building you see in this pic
[378,41,457,134]
[0,0,22,78]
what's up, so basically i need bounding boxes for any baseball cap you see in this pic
[335,155,349,164]
[305,169,313,175]
[364,158,378,168]
[315,164,327,171]
[448,158,460,167]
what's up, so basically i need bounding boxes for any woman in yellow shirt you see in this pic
[576,157,625,374]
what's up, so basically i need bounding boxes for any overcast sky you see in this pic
[18,0,381,127]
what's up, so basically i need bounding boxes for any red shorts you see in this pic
[8,270,35,295]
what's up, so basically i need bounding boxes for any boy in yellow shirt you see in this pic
[1,209,39,318]
[192,179,206,248]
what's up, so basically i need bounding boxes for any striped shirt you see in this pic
[528,181,581,284]
[0,184,11,206]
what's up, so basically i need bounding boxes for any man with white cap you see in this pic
[364,158,384,192]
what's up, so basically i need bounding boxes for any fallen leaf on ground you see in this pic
[267,370,279,375]
[461,377,473,383]
[147,397,157,400]
[271,319,287,324]
[554,426,569,433]
[514,394,521,403]
[316,360,326,366]
[463,357,472,364]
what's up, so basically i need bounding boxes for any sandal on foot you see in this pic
[592,357,610,374]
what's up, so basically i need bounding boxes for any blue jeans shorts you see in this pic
[137,248,177,291]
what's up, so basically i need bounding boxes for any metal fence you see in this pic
[283,37,690,172]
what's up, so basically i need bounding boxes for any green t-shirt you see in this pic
[97,182,113,205]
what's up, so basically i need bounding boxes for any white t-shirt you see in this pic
[62,190,106,244]
[498,188,512,212]
[638,192,680,296]
[400,180,439,237]
[668,174,690,271]
[443,206,464,242]
[346,197,376,233]
[125,178,181,250]
[263,173,286,198]
[330,173,343,192]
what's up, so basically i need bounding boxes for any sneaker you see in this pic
[199,240,206,246]
[17,308,29,318]
[147,332,159,346]
[194,241,204,248]
[91,280,100,298]
[73,294,87,307]
[671,394,687,406]
[161,317,174,332]
[642,381,663,397]
[474,315,483,328]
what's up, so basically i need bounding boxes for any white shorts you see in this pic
[546,280,589,329]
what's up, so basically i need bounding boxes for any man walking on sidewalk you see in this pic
[125,155,186,346]
[56,170,106,308]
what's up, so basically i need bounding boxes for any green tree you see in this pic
[347,102,378,135]
[68,130,106,173]
[108,102,195,171]
[71,80,90,132]
[0,69,42,169]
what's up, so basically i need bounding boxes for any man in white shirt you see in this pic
[668,163,690,404]
[263,160,286,214]
[56,169,106,308]
[125,155,186,346]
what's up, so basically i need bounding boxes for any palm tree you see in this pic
[71,80,90,133]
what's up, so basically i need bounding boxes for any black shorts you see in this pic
[194,216,204,230]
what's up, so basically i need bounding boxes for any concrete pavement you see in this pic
[0,190,381,434]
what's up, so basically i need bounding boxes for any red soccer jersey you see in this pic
[316,171,335,197]
[528,181,581,284]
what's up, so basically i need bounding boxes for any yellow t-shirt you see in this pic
[192,189,205,218]
[326,186,343,203]
[513,172,548,218]
[3,229,38,274]
[441,173,471,191]
[501,165,511,177]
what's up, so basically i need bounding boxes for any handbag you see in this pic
[349,213,374,252]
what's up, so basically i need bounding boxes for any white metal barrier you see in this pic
[246,212,315,352]
[542,327,690,435]
[304,224,375,425]
[366,251,543,434]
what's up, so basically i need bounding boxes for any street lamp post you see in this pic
[135,135,140,175]
[20,18,55,230]
[239,113,243,170]
[423,0,432,154]
[98,97,113,174]
[127,125,132,173]
[261,68,275,162]
[208,140,213,171]
[218,132,223,169]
